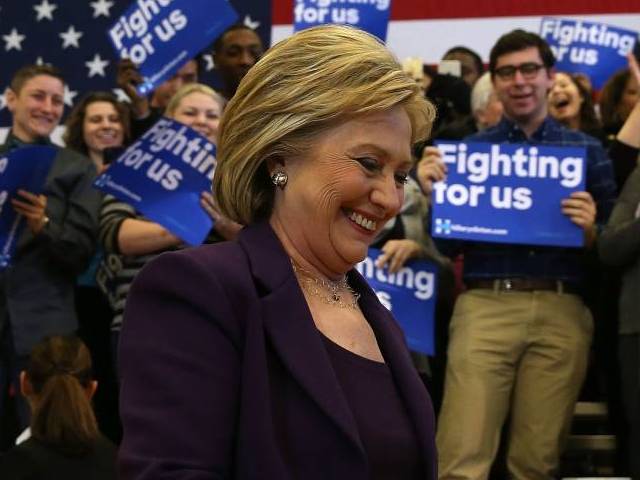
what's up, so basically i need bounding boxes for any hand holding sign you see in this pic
[11,190,48,235]
[94,118,219,245]
[200,191,242,240]
[417,146,447,195]
[375,239,424,274]
[0,146,57,269]
[562,191,597,246]
[116,59,150,119]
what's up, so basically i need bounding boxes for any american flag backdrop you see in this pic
[0,0,272,129]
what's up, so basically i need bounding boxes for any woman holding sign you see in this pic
[98,84,238,368]
[118,25,438,480]
[165,83,243,241]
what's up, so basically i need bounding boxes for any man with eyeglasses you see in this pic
[418,30,617,479]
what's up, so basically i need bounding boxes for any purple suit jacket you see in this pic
[118,221,437,479]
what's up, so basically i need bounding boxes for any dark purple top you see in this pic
[321,333,423,479]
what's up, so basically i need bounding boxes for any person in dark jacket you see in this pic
[0,335,116,479]
[0,64,100,435]
[118,25,438,480]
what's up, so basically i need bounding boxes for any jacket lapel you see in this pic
[350,271,437,480]
[238,222,436,478]
[238,222,365,455]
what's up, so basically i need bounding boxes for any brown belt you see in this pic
[466,278,575,294]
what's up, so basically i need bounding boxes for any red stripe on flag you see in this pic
[274,0,640,24]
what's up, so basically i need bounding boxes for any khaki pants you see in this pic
[436,288,593,480]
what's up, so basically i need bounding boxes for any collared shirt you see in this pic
[3,131,52,151]
[452,116,617,284]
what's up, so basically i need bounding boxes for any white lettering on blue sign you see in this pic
[112,118,217,192]
[439,143,583,188]
[109,0,188,65]
[356,256,435,301]
[540,18,635,57]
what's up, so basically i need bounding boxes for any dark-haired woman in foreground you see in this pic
[0,335,116,479]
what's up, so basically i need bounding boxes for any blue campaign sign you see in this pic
[0,146,57,269]
[94,118,215,245]
[540,18,638,89]
[431,141,586,248]
[109,0,238,96]
[356,249,437,355]
[293,0,392,42]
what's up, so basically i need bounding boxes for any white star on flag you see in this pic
[90,0,114,18]
[33,0,58,21]
[112,88,131,104]
[64,85,78,107]
[35,56,45,65]
[202,54,215,71]
[59,25,83,49]
[3,28,26,51]
[0,92,6,111]
[85,54,109,77]
[244,15,260,30]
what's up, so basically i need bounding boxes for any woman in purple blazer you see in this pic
[118,25,438,480]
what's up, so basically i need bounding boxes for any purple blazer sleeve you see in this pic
[118,248,244,480]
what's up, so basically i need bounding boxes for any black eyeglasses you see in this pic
[494,63,545,80]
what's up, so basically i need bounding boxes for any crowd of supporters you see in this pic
[0,21,639,480]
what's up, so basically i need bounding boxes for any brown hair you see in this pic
[10,64,65,95]
[599,68,632,132]
[26,335,99,455]
[63,91,131,155]
[489,29,555,76]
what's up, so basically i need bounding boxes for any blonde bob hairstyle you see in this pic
[164,83,225,118]
[213,24,436,225]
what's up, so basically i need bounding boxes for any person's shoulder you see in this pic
[134,240,250,296]
[154,240,246,273]
[549,119,604,149]
[464,123,503,142]
[89,435,117,475]
[55,146,96,170]
[0,439,41,478]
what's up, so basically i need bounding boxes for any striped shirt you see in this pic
[97,195,181,332]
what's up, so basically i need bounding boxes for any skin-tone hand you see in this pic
[11,189,48,235]
[200,191,243,241]
[629,53,640,84]
[375,239,423,274]
[561,191,597,247]
[417,146,447,195]
[116,59,150,119]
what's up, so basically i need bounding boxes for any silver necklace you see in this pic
[291,260,360,309]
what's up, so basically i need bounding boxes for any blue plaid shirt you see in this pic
[453,116,617,283]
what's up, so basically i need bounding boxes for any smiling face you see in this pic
[82,101,124,157]
[6,74,64,142]
[171,91,222,143]
[214,28,263,97]
[548,72,583,128]
[269,106,413,278]
[492,46,553,133]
